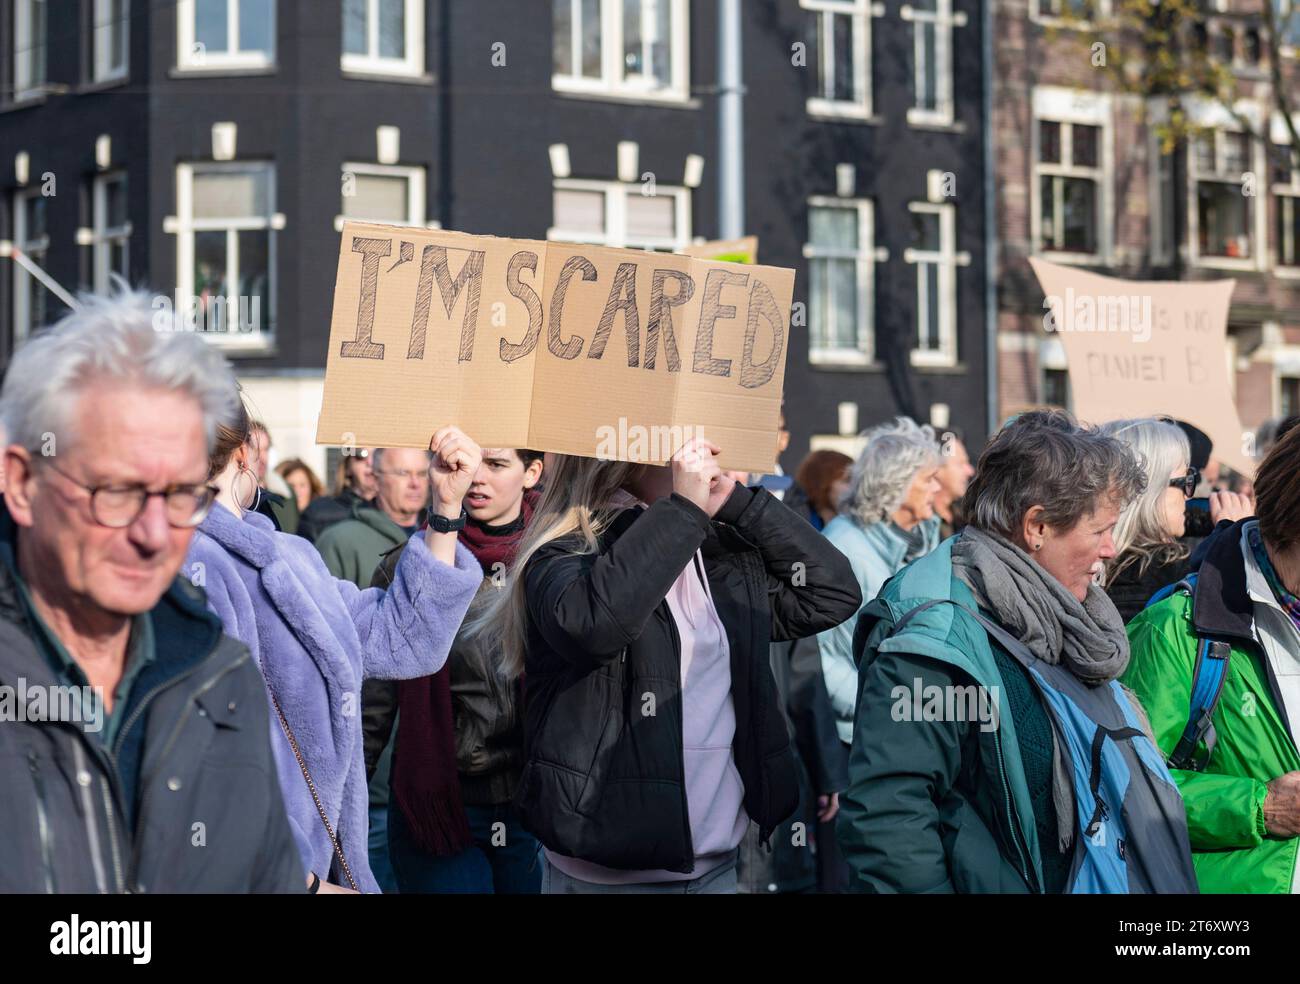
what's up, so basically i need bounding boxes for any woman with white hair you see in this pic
[816,417,942,745]
[1101,418,1253,623]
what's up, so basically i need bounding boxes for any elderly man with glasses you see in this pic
[0,291,304,893]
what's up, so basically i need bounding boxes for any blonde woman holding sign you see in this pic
[469,438,861,893]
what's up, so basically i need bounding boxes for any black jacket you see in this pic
[0,509,303,893]
[737,635,849,893]
[297,488,366,544]
[516,484,861,873]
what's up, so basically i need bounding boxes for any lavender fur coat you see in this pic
[185,503,481,892]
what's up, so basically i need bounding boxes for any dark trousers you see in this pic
[388,801,541,894]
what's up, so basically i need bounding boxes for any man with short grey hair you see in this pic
[0,290,303,893]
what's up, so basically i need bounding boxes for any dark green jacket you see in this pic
[315,502,418,588]
[838,537,1045,893]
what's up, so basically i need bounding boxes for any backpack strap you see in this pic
[1166,637,1232,772]
[1144,573,1198,611]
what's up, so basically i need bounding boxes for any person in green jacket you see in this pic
[1123,427,1300,894]
[316,447,432,588]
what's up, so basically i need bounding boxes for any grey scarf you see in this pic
[951,526,1131,854]
[951,527,1130,683]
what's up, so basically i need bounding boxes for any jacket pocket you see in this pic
[942,798,1032,894]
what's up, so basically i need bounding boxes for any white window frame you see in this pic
[14,0,47,100]
[341,0,424,77]
[803,196,876,366]
[174,162,277,348]
[177,0,276,71]
[905,201,959,368]
[1188,124,1266,272]
[12,189,50,342]
[336,162,426,231]
[548,177,691,251]
[802,0,880,121]
[1030,0,1111,29]
[92,172,131,293]
[1031,87,1112,265]
[552,0,690,103]
[902,0,966,127]
[92,0,130,83]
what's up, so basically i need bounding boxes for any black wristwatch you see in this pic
[429,508,468,534]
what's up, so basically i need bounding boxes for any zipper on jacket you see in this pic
[28,748,56,894]
[126,654,247,889]
[665,611,695,864]
[991,729,1036,892]
[100,777,126,892]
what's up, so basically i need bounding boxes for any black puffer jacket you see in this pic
[516,484,861,873]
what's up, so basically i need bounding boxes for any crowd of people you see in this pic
[4,289,1300,895]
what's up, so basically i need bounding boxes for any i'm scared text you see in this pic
[338,237,786,389]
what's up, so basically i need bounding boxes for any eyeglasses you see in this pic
[1168,466,1200,499]
[41,460,218,529]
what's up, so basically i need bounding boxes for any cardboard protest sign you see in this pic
[1028,258,1252,475]
[317,223,795,473]
[680,236,759,264]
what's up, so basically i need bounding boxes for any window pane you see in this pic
[1071,124,1099,168]
[554,0,573,74]
[238,0,274,54]
[832,13,855,102]
[110,239,128,278]
[1222,132,1249,176]
[1039,121,1061,164]
[27,252,48,330]
[622,0,671,86]
[810,206,857,249]
[912,0,938,10]
[652,0,672,85]
[626,192,676,241]
[554,188,605,233]
[23,196,47,242]
[195,0,230,53]
[1282,377,1300,417]
[1043,368,1070,408]
[921,262,940,349]
[832,258,858,348]
[918,23,937,110]
[379,0,406,59]
[581,0,601,77]
[343,0,367,55]
[105,177,128,228]
[1061,177,1097,252]
[810,257,830,347]
[623,0,644,77]
[1039,174,1058,249]
[237,230,270,330]
[1198,182,1251,257]
[912,211,941,252]
[345,173,410,222]
[193,170,270,219]
[806,11,822,99]
[194,230,230,328]
[1277,197,1300,266]
[1195,132,1217,174]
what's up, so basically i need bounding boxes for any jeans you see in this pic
[388,801,542,894]
[368,802,399,894]
[541,851,739,894]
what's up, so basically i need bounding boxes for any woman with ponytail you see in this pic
[185,398,483,893]
[466,438,861,893]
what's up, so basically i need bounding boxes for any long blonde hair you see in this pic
[1099,418,1190,586]
[464,454,641,680]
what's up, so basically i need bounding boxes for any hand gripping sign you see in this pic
[317,223,795,473]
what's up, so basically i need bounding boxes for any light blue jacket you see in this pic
[818,514,940,742]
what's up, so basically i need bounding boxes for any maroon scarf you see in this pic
[390,490,537,856]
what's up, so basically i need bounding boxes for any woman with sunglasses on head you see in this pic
[185,399,482,893]
[1100,418,1252,623]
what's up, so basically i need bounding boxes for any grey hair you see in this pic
[964,409,1146,539]
[371,447,432,473]
[0,287,239,454]
[840,417,940,526]
[1099,418,1190,586]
